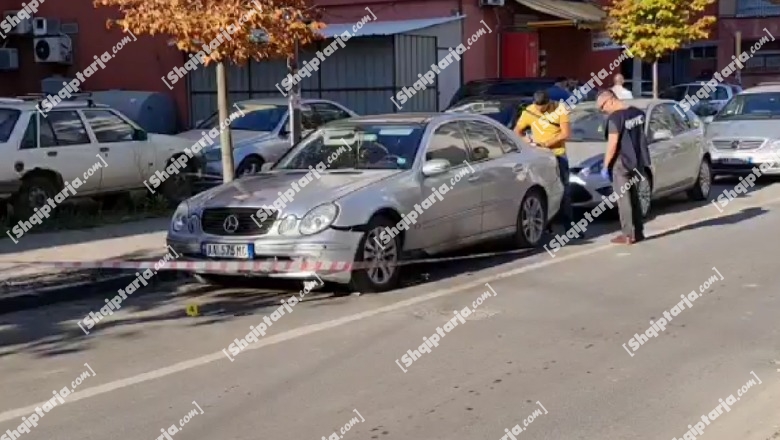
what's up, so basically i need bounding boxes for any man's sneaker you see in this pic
[610,235,636,244]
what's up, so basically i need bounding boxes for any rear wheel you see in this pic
[349,216,401,293]
[687,158,712,201]
[514,189,547,248]
[13,174,59,221]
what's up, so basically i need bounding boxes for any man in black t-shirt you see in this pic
[596,89,651,244]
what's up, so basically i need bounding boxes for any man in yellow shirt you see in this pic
[514,90,575,235]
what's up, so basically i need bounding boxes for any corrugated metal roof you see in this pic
[319,15,465,39]
[513,0,605,23]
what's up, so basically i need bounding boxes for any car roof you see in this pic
[330,113,437,125]
[451,95,533,106]
[742,84,780,94]
[571,98,676,111]
[235,98,338,106]
[0,98,109,111]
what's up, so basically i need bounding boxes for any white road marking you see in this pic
[1,193,780,424]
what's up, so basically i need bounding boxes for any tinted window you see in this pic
[426,122,469,166]
[569,109,607,142]
[659,86,688,101]
[197,104,287,131]
[310,103,351,123]
[82,110,134,143]
[43,111,90,147]
[665,104,689,134]
[495,128,519,152]
[20,115,37,149]
[463,121,503,161]
[275,124,424,170]
[0,109,20,143]
[648,106,675,140]
[714,92,780,120]
[713,86,729,100]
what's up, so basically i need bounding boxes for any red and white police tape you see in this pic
[0,248,528,274]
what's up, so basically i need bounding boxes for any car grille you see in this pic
[201,208,277,236]
[570,183,592,203]
[711,139,766,150]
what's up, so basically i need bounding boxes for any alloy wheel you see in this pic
[362,226,398,286]
[521,195,545,245]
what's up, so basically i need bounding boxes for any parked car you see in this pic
[660,82,742,120]
[444,95,533,128]
[624,80,655,98]
[705,83,780,177]
[0,97,197,219]
[567,99,712,217]
[179,98,357,178]
[447,78,558,109]
[167,113,564,292]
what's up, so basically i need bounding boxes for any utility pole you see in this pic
[216,62,235,182]
[288,38,302,147]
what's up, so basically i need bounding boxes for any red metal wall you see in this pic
[501,32,539,77]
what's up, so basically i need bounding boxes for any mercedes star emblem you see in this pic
[731,140,740,149]
[223,215,239,233]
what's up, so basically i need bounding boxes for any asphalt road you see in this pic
[1,177,780,440]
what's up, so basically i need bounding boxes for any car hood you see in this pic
[187,169,403,215]
[566,141,605,169]
[706,119,780,140]
[177,129,270,144]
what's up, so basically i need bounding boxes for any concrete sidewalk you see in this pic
[0,218,169,294]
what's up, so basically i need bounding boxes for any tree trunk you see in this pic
[216,62,235,183]
[652,60,659,99]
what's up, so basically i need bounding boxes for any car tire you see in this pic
[160,156,195,207]
[638,174,652,219]
[236,156,264,177]
[349,215,402,293]
[514,188,547,248]
[687,158,712,201]
[13,174,59,221]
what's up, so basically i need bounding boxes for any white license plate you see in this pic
[202,243,252,259]
[718,158,751,164]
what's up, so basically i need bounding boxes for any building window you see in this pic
[690,46,717,59]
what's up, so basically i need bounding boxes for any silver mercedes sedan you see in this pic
[567,100,712,217]
[705,83,780,176]
[167,113,563,292]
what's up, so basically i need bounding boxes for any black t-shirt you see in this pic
[606,107,650,172]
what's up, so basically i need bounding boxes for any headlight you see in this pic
[204,148,221,161]
[299,204,338,235]
[580,160,603,177]
[277,214,298,235]
[171,202,189,232]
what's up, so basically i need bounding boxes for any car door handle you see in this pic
[512,164,526,173]
[99,147,109,152]
[47,151,56,157]
[467,174,481,182]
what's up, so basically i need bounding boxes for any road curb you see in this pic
[0,270,188,315]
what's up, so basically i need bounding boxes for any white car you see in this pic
[180,98,357,178]
[0,97,197,219]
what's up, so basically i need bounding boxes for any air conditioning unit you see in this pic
[3,11,33,35]
[33,17,61,36]
[34,36,72,64]
[0,48,19,70]
[480,0,505,5]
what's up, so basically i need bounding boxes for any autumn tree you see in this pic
[606,0,716,98]
[95,0,322,182]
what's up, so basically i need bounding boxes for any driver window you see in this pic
[463,121,503,161]
[426,122,469,167]
[664,104,689,135]
[647,106,674,142]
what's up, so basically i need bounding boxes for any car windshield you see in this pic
[0,109,20,142]
[196,104,286,131]
[569,108,607,141]
[447,101,520,127]
[274,123,425,170]
[714,93,780,120]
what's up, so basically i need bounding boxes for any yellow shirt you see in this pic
[515,103,569,156]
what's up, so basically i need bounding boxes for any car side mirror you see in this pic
[260,162,274,172]
[279,126,289,138]
[133,128,147,141]
[422,158,451,177]
[651,129,672,142]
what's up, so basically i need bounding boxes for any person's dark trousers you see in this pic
[554,155,574,230]
[611,160,645,240]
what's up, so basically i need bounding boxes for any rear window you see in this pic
[0,108,21,143]
[446,100,523,128]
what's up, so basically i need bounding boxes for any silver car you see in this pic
[705,84,780,176]
[178,98,357,177]
[567,100,712,217]
[167,113,564,292]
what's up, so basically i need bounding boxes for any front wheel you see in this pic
[349,216,402,293]
[514,189,547,248]
[687,159,712,201]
